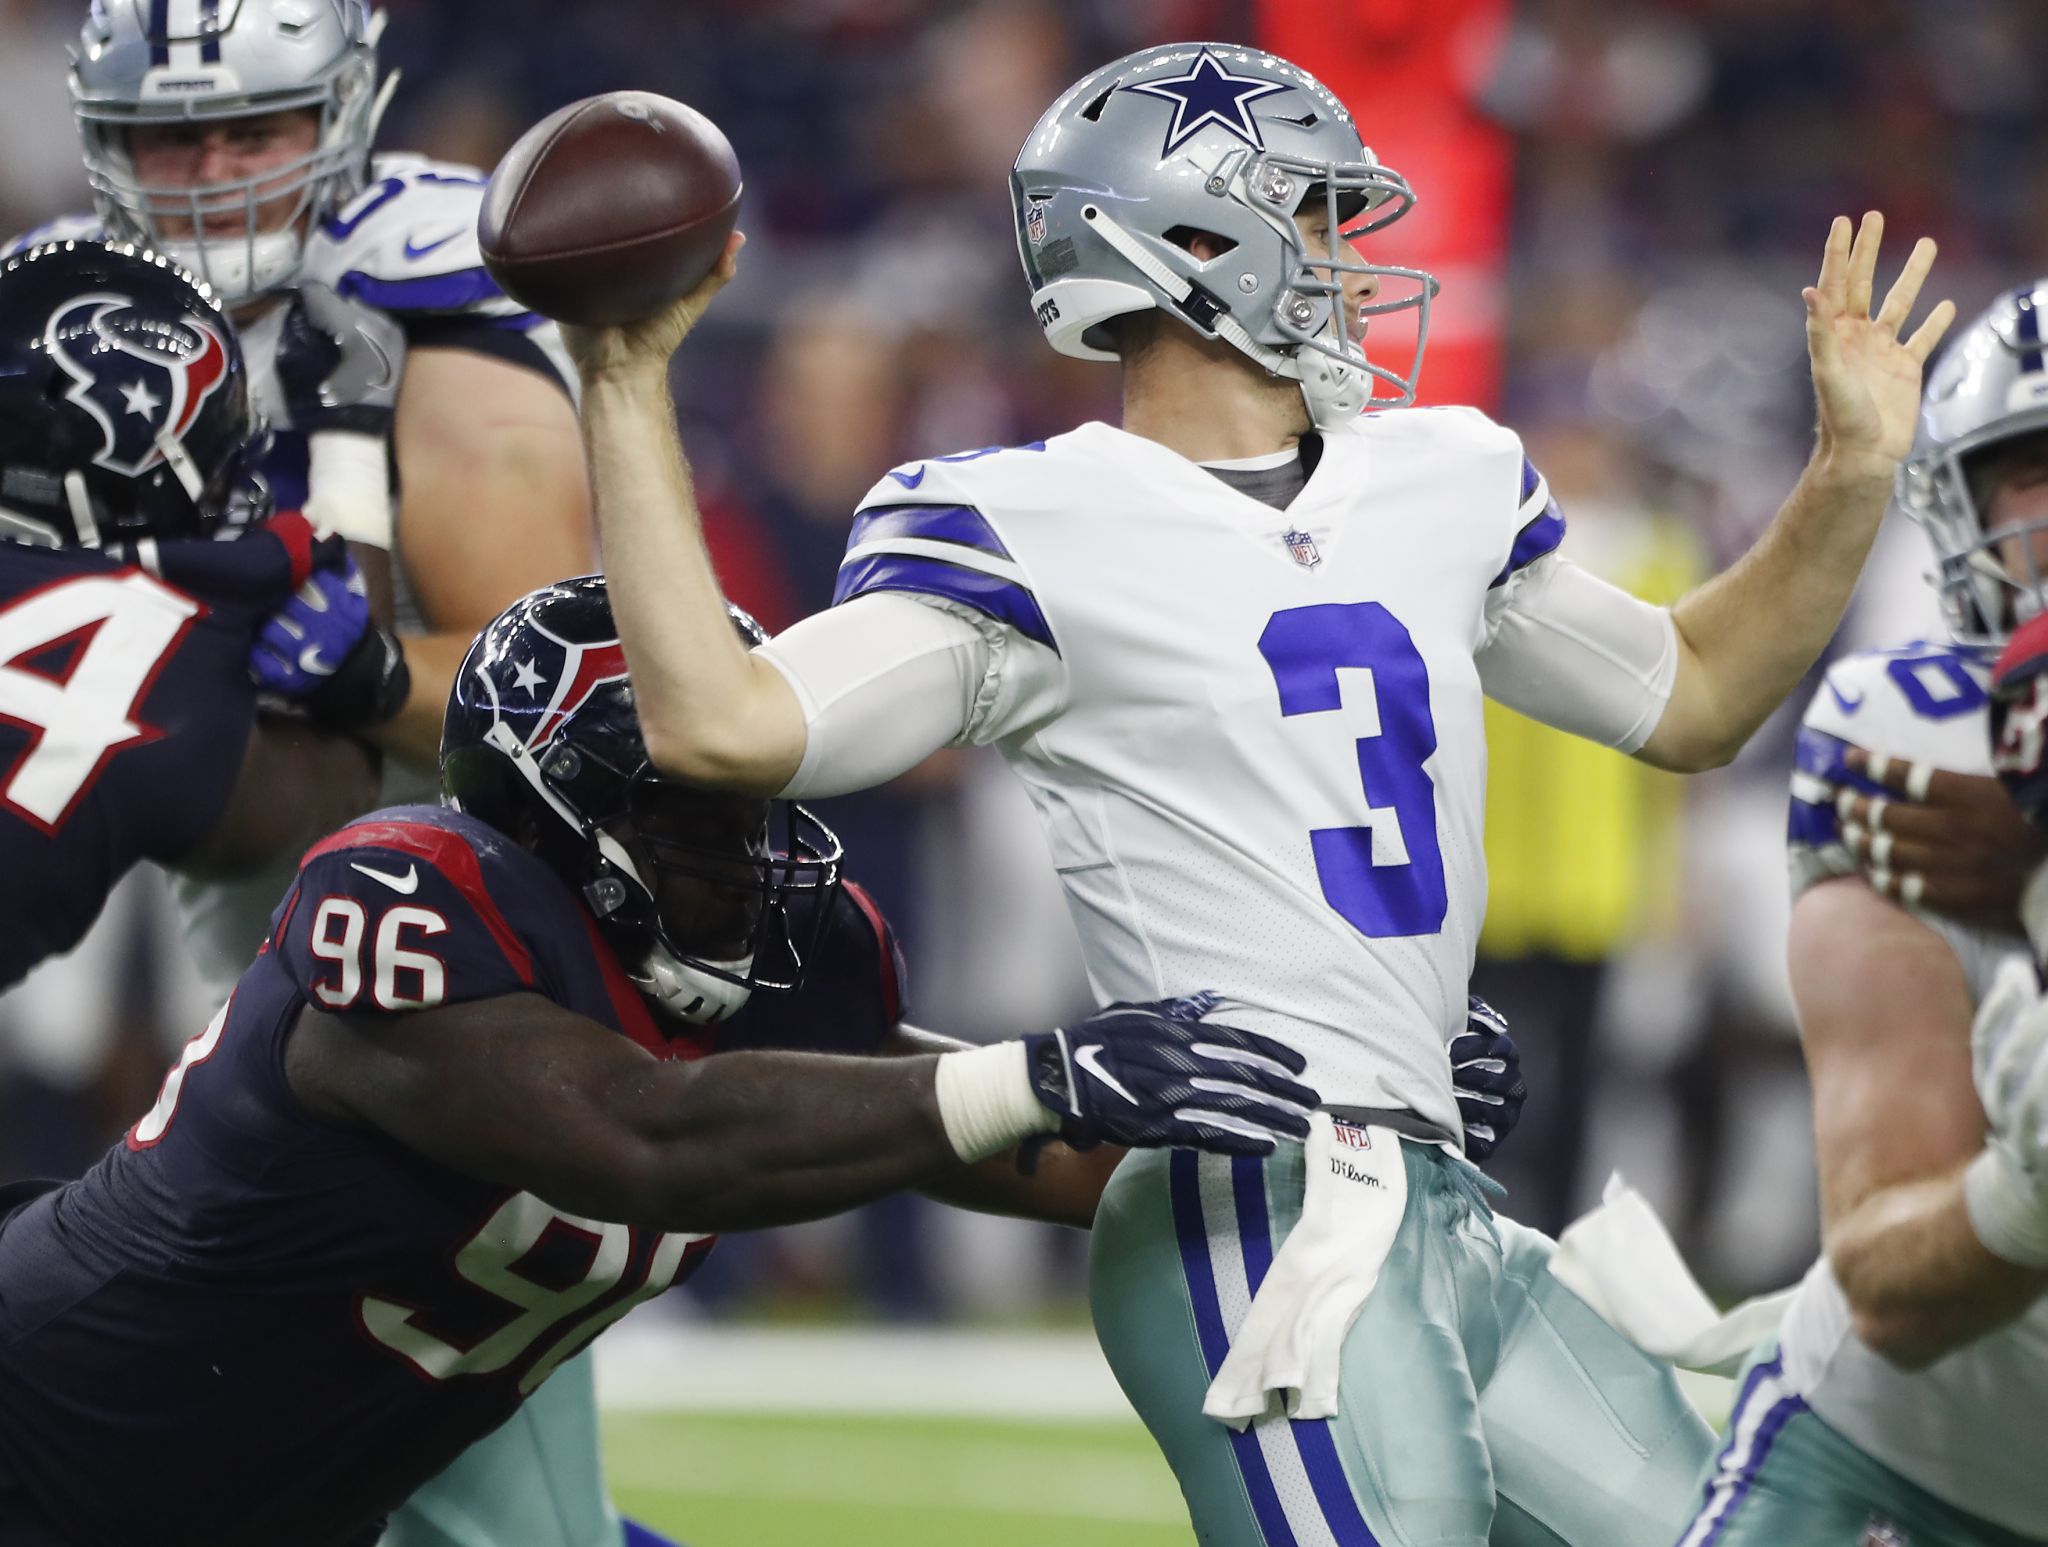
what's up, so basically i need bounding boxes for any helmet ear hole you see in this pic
[1162,226,1238,263]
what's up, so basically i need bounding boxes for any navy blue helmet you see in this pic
[0,240,270,549]
[441,574,842,1023]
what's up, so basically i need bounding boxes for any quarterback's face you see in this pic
[126,107,322,239]
[621,785,771,961]
[1294,208,1379,344]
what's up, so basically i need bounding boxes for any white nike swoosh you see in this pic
[351,861,419,895]
[1074,1044,1138,1105]
[298,645,337,676]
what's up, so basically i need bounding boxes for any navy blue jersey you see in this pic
[0,516,320,989]
[0,803,901,1547]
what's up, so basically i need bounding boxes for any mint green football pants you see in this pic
[381,1350,622,1547]
[1678,1341,2045,1547]
[1091,1142,1715,1546]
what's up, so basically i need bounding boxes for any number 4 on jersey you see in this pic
[1259,601,1448,937]
[0,571,200,833]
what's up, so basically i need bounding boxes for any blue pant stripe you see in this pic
[1170,1150,1300,1547]
[1231,1154,1383,1545]
[1682,1355,1807,1547]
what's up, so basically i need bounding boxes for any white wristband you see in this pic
[304,428,395,549]
[1963,1145,2048,1268]
[933,1041,1060,1163]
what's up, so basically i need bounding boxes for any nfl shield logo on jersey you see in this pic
[1284,528,1321,568]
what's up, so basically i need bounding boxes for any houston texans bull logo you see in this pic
[44,291,229,478]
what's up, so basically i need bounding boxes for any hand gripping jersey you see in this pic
[0,516,320,990]
[1779,640,2048,1536]
[827,411,1570,1136]
[0,804,903,1547]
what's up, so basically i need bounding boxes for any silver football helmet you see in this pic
[70,0,394,305]
[1011,42,1438,427]
[1898,281,2048,645]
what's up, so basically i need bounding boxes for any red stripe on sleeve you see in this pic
[301,819,535,986]
[263,510,318,589]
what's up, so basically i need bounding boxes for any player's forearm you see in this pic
[1827,1164,2048,1369]
[579,370,804,794]
[1641,455,1893,771]
[625,1050,968,1233]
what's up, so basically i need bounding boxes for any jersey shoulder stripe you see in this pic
[297,808,537,985]
[1492,462,1566,588]
[832,548,1057,652]
[847,503,1013,560]
[309,155,521,320]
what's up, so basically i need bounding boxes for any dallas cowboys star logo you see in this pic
[1121,48,1293,157]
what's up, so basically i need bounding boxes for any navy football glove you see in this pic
[1022,993,1317,1156]
[1449,995,1526,1162]
[251,556,410,732]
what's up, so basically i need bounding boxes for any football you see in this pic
[477,91,742,328]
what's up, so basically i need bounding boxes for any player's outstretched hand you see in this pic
[1023,993,1318,1156]
[1828,744,2048,932]
[1450,995,1527,1162]
[1802,213,1954,478]
[560,230,745,385]
[276,282,406,435]
[251,553,410,732]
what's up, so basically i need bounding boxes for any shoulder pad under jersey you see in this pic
[305,154,526,322]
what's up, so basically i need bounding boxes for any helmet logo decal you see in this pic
[1120,48,1292,157]
[527,637,629,751]
[44,293,229,479]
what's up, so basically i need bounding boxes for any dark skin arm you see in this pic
[284,989,967,1236]
[1831,745,2048,932]
[883,1024,1124,1229]
[174,717,381,880]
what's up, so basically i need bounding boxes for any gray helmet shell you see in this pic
[1011,42,1438,426]
[71,0,393,304]
[1898,282,2048,645]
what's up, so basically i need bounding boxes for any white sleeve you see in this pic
[754,592,1066,798]
[1475,554,1679,753]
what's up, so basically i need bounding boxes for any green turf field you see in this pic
[603,1411,1197,1547]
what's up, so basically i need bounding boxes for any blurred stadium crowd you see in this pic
[0,0,2043,1313]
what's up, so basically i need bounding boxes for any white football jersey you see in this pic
[1780,640,2048,1535]
[5,160,573,997]
[834,409,1571,1136]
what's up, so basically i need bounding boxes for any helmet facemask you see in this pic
[1242,156,1436,424]
[71,3,392,305]
[1901,417,2048,647]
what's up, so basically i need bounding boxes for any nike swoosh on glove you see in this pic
[1449,994,1527,1162]
[1023,995,1318,1156]
[250,554,410,731]
[276,282,407,437]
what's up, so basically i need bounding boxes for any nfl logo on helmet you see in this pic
[1284,528,1321,568]
[1025,198,1048,248]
